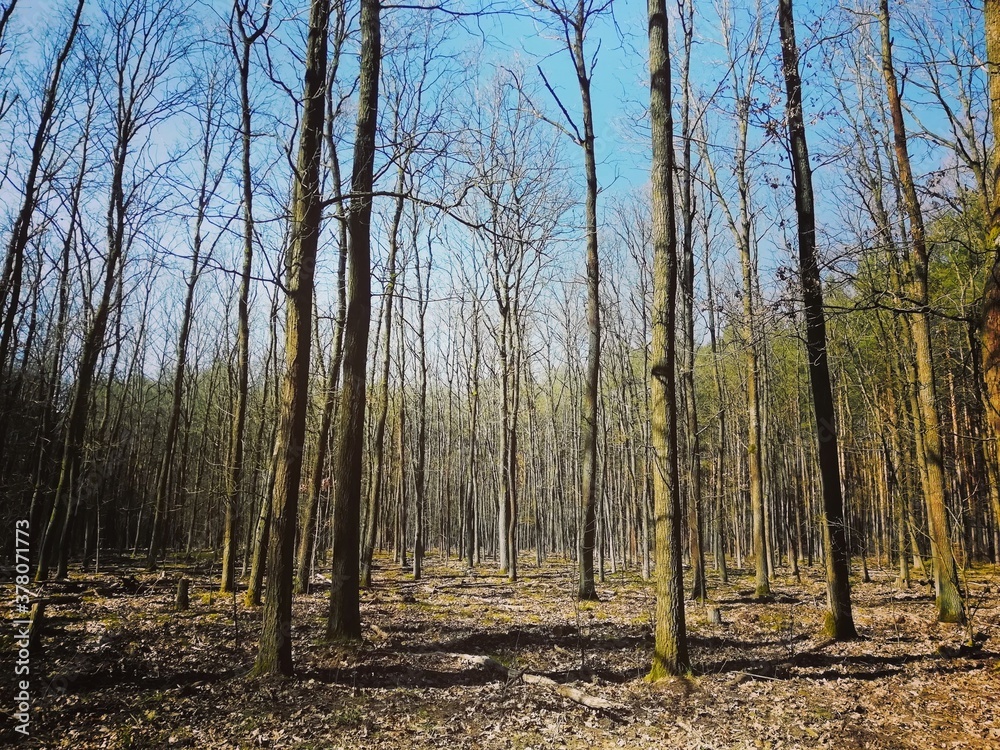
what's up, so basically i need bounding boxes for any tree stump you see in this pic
[707,605,723,624]
[27,602,45,651]
[175,577,190,611]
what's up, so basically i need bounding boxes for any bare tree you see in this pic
[646,0,688,680]
[147,62,234,569]
[253,0,330,676]
[36,0,191,581]
[0,0,85,457]
[527,0,612,600]
[777,0,856,639]
[879,0,963,624]
[220,0,272,595]
[326,0,381,642]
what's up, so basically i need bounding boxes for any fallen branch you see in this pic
[447,652,620,712]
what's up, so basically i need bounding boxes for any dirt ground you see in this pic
[4,555,999,749]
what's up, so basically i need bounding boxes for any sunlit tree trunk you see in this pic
[778,0,856,640]
[880,0,963,624]
[980,0,1000,563]
[646,0,688,680]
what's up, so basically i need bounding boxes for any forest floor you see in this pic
[3,554,999,749]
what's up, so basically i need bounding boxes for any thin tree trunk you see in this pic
[778,0,856,640]
[360,179,404,588]
[880,0,964,623]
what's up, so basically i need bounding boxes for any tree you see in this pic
[35,0,190,581]
[147,63,233,570]
[777,0,856,640]
[646,0,688,680]
[293,0,350,594]
[677,0,707,603]
[528,0,611,601]
[220,0,272,595]
[0,0,84,389]
[700,0,771,599]
[253,0,330,677]
[411,215,432,581]
[981,0,1000,560]
[879,0,964,624]
[360,178,404,589]
[326,0,380,642]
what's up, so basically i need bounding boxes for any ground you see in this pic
[4,555,999,749]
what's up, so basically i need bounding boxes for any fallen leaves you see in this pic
[13,558,1000,749]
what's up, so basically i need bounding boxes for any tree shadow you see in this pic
[695,644,999,682]
[300,662,500,690]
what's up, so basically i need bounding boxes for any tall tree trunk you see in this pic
[464,301,481,570]
[879,0,964,624]
[35,19,136,581]
[646,0,688,679]
[253,0,329,676]
[572,1,602,603]
[360,185,403,588]
[294,5,347,595]
[220,0,270,594]
[703,219,728,583]
[980,0,1000,567]
[326,0,380,641]
[413,236,430,582]
[678,0,706,602]
[778,0,856,640]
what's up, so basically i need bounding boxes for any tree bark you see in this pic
[880,0,964,623]
[326,0,380,641]
[253,0,330,676]
[646,0,688,679]
[980,0,1000,567]
[778,0,856,640]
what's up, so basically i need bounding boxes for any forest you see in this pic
[2,0,1000,746]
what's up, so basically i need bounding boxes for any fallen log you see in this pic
[447,652,620,712]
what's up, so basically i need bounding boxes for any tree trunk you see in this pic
[253,0,330,677]
[573,4,601,603]
[646,0,688,680]
[326,0,380,642]
[880,0,964,623]
[220,4,271,595]
[678,0,706,602]
[295,22,348,594]
[980,0,1000,568]
[778,0,856,639]
[359,192,401,588]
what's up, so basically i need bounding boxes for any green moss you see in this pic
[332,705,364,727]
[759,610,791,633]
